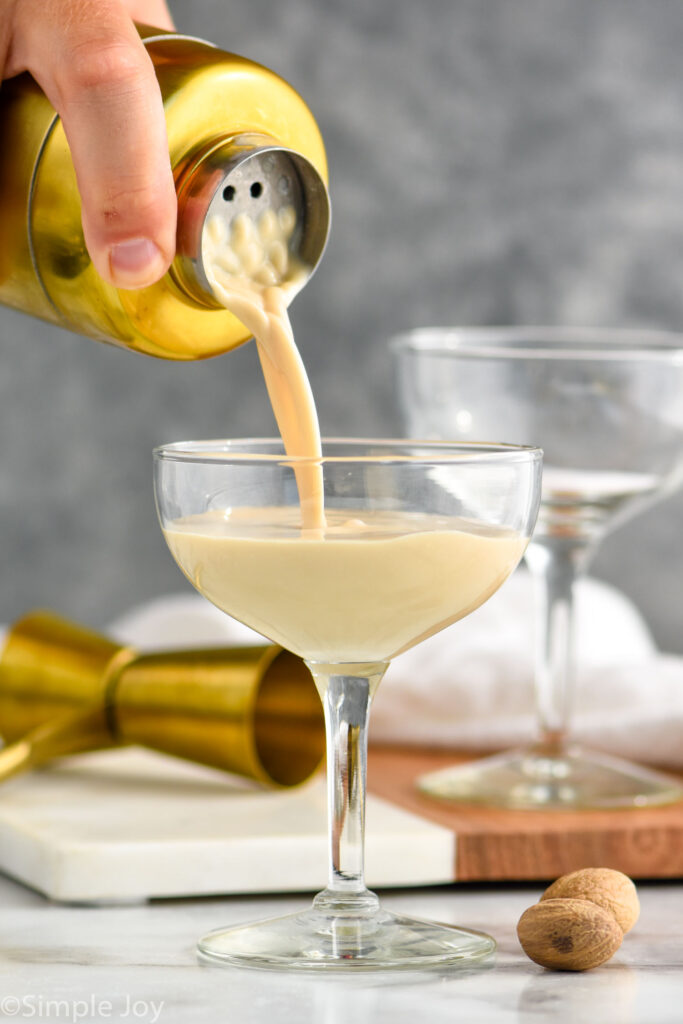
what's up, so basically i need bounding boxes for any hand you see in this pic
[1,0,178,289]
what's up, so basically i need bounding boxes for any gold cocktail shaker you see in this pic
[0,25,330,359]
[0,610,325,787]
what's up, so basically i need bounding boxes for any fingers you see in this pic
[12,0,177,289]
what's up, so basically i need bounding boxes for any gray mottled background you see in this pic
[2,0,683,650]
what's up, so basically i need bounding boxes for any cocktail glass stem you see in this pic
[525,535,594,754]
[196,651,497,967]
[306,662,387,917]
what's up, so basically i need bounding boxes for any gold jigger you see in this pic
[0,611,325,787]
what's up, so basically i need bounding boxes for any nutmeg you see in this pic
[541,868,639,934]
[517,898,623,971]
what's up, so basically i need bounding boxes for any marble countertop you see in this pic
[1,874,681,1023]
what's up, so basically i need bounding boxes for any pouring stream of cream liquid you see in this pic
[204,209,325,533]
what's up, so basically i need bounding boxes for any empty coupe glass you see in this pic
[392,328,683,810]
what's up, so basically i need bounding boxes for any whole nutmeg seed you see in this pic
[517,898,623,971]
[541,868,639,934]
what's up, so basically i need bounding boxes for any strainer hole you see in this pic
[250,181,263,198]
[223,185,236,202]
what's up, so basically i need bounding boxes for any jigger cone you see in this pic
[0,611,325,787]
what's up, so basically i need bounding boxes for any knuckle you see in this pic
[64,38,150,98]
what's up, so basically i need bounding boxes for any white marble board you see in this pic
[0,748,454,903]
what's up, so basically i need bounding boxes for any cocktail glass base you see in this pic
[197,904,495,971]
[418,745,683,810]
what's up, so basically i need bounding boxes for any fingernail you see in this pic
[109,238,164,288]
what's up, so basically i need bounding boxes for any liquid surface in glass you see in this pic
[163,507,527,663]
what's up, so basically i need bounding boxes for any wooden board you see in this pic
[367,746,683,882]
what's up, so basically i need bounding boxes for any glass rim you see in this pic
[389,326,683,362]
[153,436,543,466]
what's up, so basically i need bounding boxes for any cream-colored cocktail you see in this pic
[164,507,526,663]
[155,439,542,970]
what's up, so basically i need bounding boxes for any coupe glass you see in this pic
[392,327,683,810]
[154,438,541,970]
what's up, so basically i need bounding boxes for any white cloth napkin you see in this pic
[108,571,683,768]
